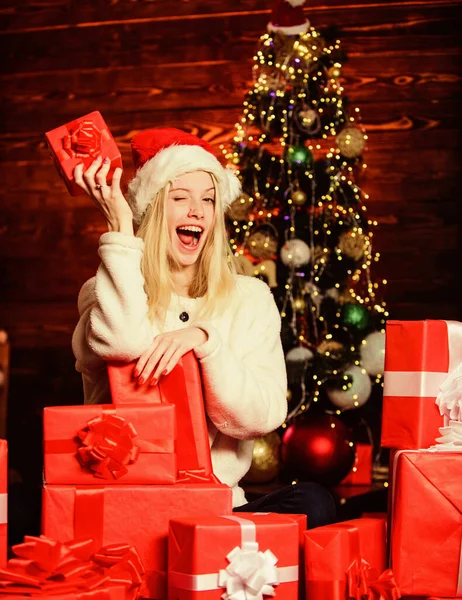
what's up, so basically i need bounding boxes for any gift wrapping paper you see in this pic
[42,483,232,600]
[390,450,462,597]
[304,517,390,599]
[45,111,122,197]
[168,513,300,599]
[382,320,462,449]
[43,404,176,485]
[340,443,373,485]
[0,440,7,569]
[108,351,213,481]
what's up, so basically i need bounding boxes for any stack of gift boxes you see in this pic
[0,320,460,599]
[380,319,462,600]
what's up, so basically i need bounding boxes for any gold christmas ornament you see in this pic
[293,297,306,313]
[227,193,253,221]
[336,126,366,159]
[338,231,367,261]
[247,225,278,260]
[295,108,321,135]
[291,189,308,206]
[243,431,282,484]
[317,340,345,356]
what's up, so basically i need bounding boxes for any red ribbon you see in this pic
[76,414,140,480]
[64,120,102,158]
[346,559,401,600]
[0,535,144,598]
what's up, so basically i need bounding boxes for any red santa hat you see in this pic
[268,0,310,35]
[127,128,241,225]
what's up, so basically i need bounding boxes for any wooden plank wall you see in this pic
[0,0,461,483]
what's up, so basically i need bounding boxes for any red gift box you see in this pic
[382,320,462,449]
[340,443,373,485]
[108,352,213,481]
[168,513,300,599]
[304,518,390,599]
[42,483,232,600]
[0,535,143,600]
[45,111,122,197]
[390,450,462,597]
[43,404,176,485]
[0,440,7,569]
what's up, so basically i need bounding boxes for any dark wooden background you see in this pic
[0,0,461,488]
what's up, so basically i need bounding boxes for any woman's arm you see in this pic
[72,232,155,371]
[194,278,288,440]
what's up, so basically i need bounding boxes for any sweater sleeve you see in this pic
[194,278,288,440]
[72,231,155,371]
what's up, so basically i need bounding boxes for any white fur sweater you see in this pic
[72,231,288,507]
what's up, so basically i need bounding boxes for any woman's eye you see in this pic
[203,197,215,203]
[173,197,186,201]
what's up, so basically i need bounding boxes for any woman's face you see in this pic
[166,171,216,268]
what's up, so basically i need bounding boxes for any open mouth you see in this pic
[176,225,204,249]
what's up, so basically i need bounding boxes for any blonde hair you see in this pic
[136,172,238,326]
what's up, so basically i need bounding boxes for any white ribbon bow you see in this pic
[218,540,279,600]
[430,419,462,452]
[435,361,462,424]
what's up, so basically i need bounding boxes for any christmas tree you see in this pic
[223,0,389,486]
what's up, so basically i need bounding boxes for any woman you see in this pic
[72,127,336,526]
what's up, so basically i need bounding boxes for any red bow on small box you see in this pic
[0,535,144,598]
[76,414,140,480]
[64,120,102,159]
[347,559,401,600]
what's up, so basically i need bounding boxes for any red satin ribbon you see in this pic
[64,120,103,158]
[347,559,401,600]
[76,413,140,480]
[0,535,144,598]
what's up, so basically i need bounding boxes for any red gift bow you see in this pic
[64,120,102,158]
[0,535,144,597]
[347,559,401,600]
[76,413,141,480]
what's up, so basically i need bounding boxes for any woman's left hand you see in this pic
[134,327,208,385]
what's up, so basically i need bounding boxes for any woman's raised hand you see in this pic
[74,156,134,235]
[134,327,208,385]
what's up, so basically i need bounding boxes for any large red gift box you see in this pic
[43,404,176,485]
[304,518,389,599]
[340,443,373,485]
[42,483,232,600]
[382,320,462,449]
[168,513,301,599]
[45,111,122,197]
[108,352,212,480]
[0,439,7,569]
[390,450,462,597]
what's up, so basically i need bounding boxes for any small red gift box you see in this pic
[390,450,462,597]
[304,518,390,599]
[108,351,213,481]
[168,513,301,599]
[340,443,373,485]
[45,111,122,197]
[0,440,7,569]
[42,483,232,600]
[382,320,462,449]
[0,535,143,600]
[43,404,176,485]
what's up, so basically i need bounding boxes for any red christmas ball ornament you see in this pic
[281,414,356,486]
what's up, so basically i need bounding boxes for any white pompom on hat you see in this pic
[268,0,310,35]
[127,128,241,226]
